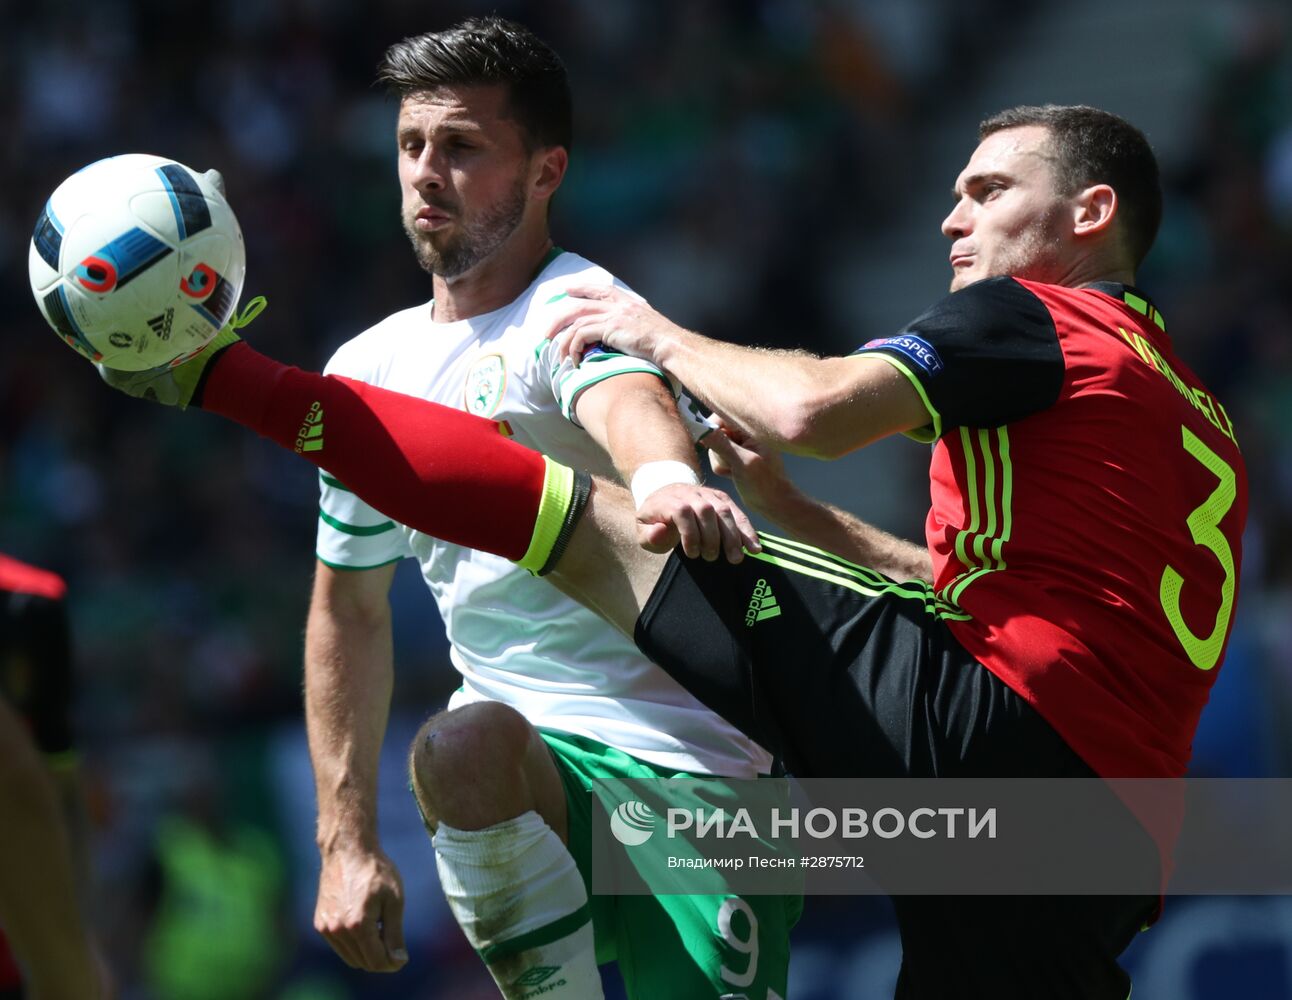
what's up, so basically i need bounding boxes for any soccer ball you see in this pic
[28,153,246,372]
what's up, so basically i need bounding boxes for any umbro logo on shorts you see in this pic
[745,578,782,627]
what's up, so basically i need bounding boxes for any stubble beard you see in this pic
[950,210,1069,292]
[404,176,529,279]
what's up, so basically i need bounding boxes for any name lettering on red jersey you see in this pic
[1116,327,1238,447]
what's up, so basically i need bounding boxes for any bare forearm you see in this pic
[658,332,831,452]
[759,488,933,583]
[603,381,701,484]
[558,286,931,458]
[305,609,394,854]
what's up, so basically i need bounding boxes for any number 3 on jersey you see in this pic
[1160,425,1237,670]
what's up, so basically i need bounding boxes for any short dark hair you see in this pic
[377,17,572,152]
[979,104,1162,268]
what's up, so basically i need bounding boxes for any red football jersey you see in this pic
[857,277,1247,778]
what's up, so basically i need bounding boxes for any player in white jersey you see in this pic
[319,248,762,776]
[306,18,797,999]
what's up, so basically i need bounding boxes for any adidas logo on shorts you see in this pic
[745,578,782,627]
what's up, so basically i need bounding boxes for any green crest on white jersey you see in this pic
[464,352,507,417]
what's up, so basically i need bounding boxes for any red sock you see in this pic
[198,342,547,561]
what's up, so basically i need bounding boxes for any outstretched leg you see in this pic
[196,342,667,635]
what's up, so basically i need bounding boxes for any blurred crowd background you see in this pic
[2,0,1291,997]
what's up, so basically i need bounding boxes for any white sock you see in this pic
[433,811,604,999]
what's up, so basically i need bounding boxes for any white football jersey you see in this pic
[316,250,771,776]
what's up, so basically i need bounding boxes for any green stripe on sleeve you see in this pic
[556,362,664,388]
[316,555,404,572]
[319,473,352,493]
[850,352,942,442]
[318,508,396,536]
[558,366,669,421]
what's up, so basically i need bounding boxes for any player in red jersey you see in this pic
[93,104,1242,998]
[0,554,103,999]
[542,103,1246,996]
[548,106,1245,787]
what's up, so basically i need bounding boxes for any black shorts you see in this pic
[634,541,1155,1000]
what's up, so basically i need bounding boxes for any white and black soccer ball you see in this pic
[29,154,246,372]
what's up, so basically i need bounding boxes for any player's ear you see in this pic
[530,145,568,203]
[1072,183,1117,239]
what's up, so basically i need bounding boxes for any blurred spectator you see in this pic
[141,752,284,1000]
[0,554,105,999]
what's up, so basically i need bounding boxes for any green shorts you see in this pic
[542,730,802,1000]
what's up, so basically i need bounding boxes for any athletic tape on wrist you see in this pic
[630,460,701,508]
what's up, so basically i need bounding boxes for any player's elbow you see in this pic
[795,425,861,462]
[771,393,865,461]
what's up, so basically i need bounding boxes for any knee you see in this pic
[409,701,534,807]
